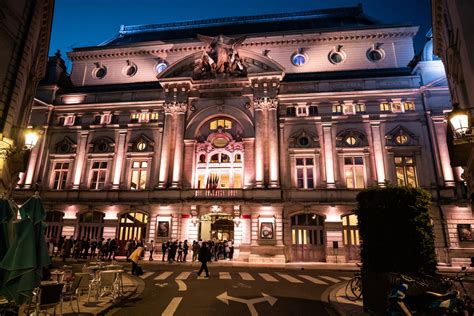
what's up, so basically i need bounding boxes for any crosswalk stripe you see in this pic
[176,272,191,280]
[139,272,154,279]
[340,277,352,281]
[258,273,279,282]
[319,276,341,283]
[299,275,328,285]
[219,272,231,279]
[162,297,182,316]
[276,273,303,283]
[175,280,187,291]
[239,272,255,281]
[154,272,173,280]
[197,276,208,280]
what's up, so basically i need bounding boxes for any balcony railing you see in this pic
[193,189,243,198]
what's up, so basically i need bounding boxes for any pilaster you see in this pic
[72,131,89,189]
[370,121,386,186]
[112,129,127,189]
[322,123,336,188]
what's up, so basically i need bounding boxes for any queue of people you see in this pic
[46,236,121,262]
[160,239,234,263]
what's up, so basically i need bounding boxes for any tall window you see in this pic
[296,158,314,189]
[344,157,365,188]
[130,161,148,190]
[90,161,108,190]
[380,102,390,112]
[395,156,418,187]
[291,213,325,246]
[52,162,69,190]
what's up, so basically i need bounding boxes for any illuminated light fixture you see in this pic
[0,128,39,158]
[24,130,39,150]
[448,104,470,138]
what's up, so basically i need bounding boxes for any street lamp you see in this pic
[0,128,39,158]
[24,129,39,150]
[448,105,471,138]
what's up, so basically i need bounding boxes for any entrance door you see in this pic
[118,212,148,254]
[342,214,360,261]
[199,214,234,241]
[289,213,326,262]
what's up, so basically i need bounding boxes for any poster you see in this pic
[157,221,169,237]
[457,224,473,242]
[260,222,274,239]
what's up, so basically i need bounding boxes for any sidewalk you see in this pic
[327,281,367,316]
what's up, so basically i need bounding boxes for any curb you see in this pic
[322,281,346,316]
[96,275,143,316]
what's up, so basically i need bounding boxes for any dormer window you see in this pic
[296,105,308,117]
[63,115,75,126]
[309,106,318,116]
[286,107,296,117]
[391,102,403,113]
[342,103,355,115]
[355,103,366,113]
[404,101,415,111]
[150,112,159,122]
[380,102,391,112]
[332,104,342,114]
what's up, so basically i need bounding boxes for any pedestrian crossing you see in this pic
[141,270,348,285]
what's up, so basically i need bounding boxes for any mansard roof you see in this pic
[92,5,403,48]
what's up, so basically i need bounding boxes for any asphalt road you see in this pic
[108,262,353,316]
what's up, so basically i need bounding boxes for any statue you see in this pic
[193,34,247,79]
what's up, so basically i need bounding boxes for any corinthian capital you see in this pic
[163,102,188,115]
[253,97,278,111]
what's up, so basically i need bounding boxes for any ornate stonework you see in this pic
[163,102,188,115]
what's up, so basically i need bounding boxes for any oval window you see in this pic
[291,53,307,66]
[136,140,147,151]
[93,66,107,79]
[345,136,358,146]
[329,51,344,64]
[298,137,309,146]
[395,134,408,145]
[155,62,168,74]
[124,64,137,77]
[367,49,383,62]
[212,137,229,148]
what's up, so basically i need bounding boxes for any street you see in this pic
[108,262,353,316]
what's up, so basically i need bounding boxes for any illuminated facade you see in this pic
[15,5,473,264]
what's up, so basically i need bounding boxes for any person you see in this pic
[57,236,64,257]
[177,242,183,262]
[183,240,188,262]
[129,246,144,275]
[229,240,234,260]
[90,240,97,258]
[161,241,168,262]
[192,241,200,262]
[197,242,210,278]
[108,238,117,260]
[83,239,90,259]
[224,240,230,260]
[62,237,72,262]
[149,240,155,261]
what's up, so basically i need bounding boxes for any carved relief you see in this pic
[253,97,278,111]
[55,137,77,154]
[336,129,368,148]
[289,130,319,148]
[385,125,419,146]
[163,102,188,115]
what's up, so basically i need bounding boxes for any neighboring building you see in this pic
[0,0,55,194]
[432,0,474,203]
[15,5,473,265]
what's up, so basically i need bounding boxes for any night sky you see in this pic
[50,0,431,67]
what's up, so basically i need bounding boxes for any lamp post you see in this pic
[448,105,471,139]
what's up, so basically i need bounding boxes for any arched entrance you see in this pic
[289,213,326,262]
[44,211,64,240]
[118,211,149,250]
[77,211,104,240]
[342,214,360,261]
[199,214,234,241]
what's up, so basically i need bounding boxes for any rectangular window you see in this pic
[355,103,366,113]
[100,114,112,124]
[233,173,242,189]
[150,112,159,121]
[344,157,365,188]
[380,102,391,112]
[63,115,75,126]
[394,156,418,187]
[52,162,69,190]
[286,107,296,117]
[295,157,315,189]
[130,113,139,123]
[342,104,355,115]
[296,106,308,117]
[332,104,342,114]
[404,101,415,111]
[309,106,318,116]
[391,102,403,113]
[93,115,101,125]
[139,112,149,123]
[90,161,108,190]
[130,161,148,190]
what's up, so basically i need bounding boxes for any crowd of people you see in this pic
[161,239,234,263]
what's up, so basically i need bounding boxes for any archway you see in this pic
[289,213,326,262]
[118,211,149,253]
[342,213,360,261]
[199,213,234,242]
[77,211,104,240]
[44,211,64,240]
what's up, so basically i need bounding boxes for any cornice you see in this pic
[68,27,419,61]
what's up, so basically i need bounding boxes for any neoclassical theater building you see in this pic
[15,5,474,264]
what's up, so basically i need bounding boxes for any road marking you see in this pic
[197,275,208,280]
[139,272,154,279]
[176,272,191,280]
[154,272,173,280]
[219,272,231,279]
[258,273,279,282]
[340,276,352,280]
[239,272,255,281]
[319,276,340,283]
[299,275,328,285]
[276,273,303,283]
[175,280,187,291]
[162,297,182,316]
[217,292,277,316]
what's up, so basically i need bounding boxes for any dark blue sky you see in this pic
[50,0,431,66]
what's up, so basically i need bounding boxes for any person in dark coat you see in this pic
[197,242,210,278]
[161,241,168,262]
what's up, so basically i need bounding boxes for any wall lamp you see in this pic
[448,104,471,139]
[0,128,40,158]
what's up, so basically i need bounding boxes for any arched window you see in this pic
[44,211,64,240]
[78,211,105,240]
[199,154,206,163]
[342,214,360,261]
[118,212,149,247]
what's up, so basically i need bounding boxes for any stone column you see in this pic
[24,130,45,188]
[322,124,336,188]
[433,118,455,187]
[112,129,127,189]
[253,98,265,188]
[171,103,187,188]
[370,122,386,186]
[157,103,175,188]
[72,131,89,189]
[267,98,280,188]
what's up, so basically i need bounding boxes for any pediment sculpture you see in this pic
[193,34,247,80]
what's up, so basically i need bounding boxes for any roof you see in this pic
[94,5,393,48]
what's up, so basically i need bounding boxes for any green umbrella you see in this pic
[0,197,17,262]
[0,194,50,304]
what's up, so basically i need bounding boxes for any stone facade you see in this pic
[14,5,474,264]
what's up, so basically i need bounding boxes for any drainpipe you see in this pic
[421,87,450,263]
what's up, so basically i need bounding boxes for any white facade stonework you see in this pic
[14,5,474,264]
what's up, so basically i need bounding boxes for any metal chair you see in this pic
[25,283,64,316]
[61,275,82,313]
[97,270,117,298]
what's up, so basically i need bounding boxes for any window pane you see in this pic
[354,157,364,165]
[93,162,99,168]
[296,158,304,166]
[297,169,304,188]
[306,158,313,165]
[394,157,403,164]
[355,168,365,188]
[210,121,217,130]
[142,161,148,168]
[297,214,306,225]
[139,171,147,189]
[307,168,314,188]
[406,167,417,186]
[396,167,405,186]
[349,214,358,226]
[131,170,139,190]
[132,161,139,168]
[405,157,413,164]
[344,157,352,165]
[345,168,355,188]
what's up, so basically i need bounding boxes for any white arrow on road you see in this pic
[216,292,277,316]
